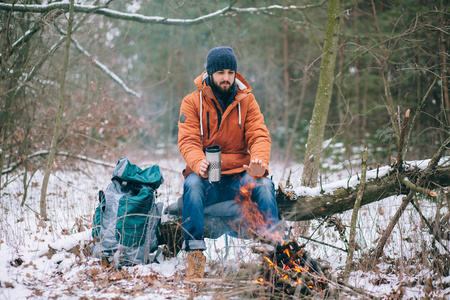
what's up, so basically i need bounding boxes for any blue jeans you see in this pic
[182,172,279,251]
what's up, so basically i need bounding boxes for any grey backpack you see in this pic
[91,158,164,266]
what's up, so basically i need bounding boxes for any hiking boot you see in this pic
[186,251,206,280]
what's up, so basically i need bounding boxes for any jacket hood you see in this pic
[194,71,252,94]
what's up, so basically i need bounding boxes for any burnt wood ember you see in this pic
[246,229,329,296]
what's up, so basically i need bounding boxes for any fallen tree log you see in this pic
[158,162,450,252]
[276,164,450,221]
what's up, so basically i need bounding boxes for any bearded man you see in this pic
[177,46,280,280]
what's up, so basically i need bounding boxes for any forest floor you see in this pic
[1,156,449,299]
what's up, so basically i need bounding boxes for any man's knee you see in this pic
[184,173,206,192]
[255,176,275,194]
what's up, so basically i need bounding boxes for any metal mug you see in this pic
[205,145,221,182]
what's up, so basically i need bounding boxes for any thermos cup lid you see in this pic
[206,145,221,153]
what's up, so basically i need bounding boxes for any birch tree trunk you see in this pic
[302,0,342,187]
[39,0,75,220]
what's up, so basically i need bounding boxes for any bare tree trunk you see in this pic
[302,0,342,187]
[439,0,449,123]
[362,77,368,146]
[0,9,13,189]
[370,0,399,140]
[344,147,368,280]
[0,92,13,189]
[40,0,75,220]
[20,101,38,207]
[283,24,291,153]
[165,27,174,156]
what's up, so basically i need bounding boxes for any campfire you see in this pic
[247,230,328,296]
[234,183,329,296]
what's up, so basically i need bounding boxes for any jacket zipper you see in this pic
[210,99,222,129]
[207,112,210,139]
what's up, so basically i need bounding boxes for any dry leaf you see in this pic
[87,268,100,277]
[97,273,109,281]
[429,191,438,197]
[110,270,124,281]
[132,284,147,292]
[143,274,158,285]
[16,128,25,142]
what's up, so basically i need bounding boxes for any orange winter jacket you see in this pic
[178,71,271,178]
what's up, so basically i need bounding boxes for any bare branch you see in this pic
[344,147,368,279]
[0,2,326,25]
[57,26,141,99]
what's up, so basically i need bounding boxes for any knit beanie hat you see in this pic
[206,46,237,75]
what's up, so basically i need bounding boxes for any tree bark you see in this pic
[0,9,14,189]
[302,0,342,187]
[39,0,75,220]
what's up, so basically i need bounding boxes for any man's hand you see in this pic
[243,158,266,178]
[198,159,210,179]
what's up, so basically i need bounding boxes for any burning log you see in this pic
[245,228,329,297]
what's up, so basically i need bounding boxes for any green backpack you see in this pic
[91,158,164,266]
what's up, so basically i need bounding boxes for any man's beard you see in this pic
[211,77,234,97]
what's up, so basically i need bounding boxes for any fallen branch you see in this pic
[2,150,181,176]
[333,278,380,300]
[402,176,438,197]
[2,150,115,175]
[298,235,347,253]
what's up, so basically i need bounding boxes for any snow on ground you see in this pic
[1,156,449,299]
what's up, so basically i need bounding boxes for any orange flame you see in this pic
[234,182,283,243]
[252,278,264,284]
[264,256,274,266]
